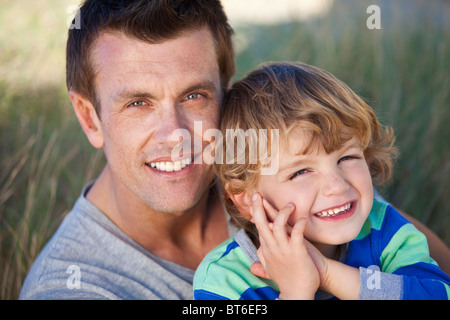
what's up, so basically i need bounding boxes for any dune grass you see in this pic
[0,0,449,299]
[233,0,450,242]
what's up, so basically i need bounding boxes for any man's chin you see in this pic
[142,185,211,215]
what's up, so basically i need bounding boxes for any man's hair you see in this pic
[216,62,397,233]
[66,0,235,114]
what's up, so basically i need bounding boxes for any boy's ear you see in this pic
[69,90,104,149]
[225,182,255,222]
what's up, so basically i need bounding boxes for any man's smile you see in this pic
[147,156,194,172]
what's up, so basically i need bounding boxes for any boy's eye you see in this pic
[289,169,308,180]
[338,155,360,164]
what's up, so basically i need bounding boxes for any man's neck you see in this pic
[85,165,229,269]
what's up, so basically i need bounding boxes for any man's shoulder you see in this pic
[19,200,116,299]
[19,192,194,300]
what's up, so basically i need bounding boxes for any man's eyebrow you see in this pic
[112,89,156,103]
[179,80,218,97]
[112,80,218,104]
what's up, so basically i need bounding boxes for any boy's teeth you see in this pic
[149,157,192,172]
[316,203,351,217]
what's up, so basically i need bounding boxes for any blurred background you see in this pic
[0,0,449,299]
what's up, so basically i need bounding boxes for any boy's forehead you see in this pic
[282,127,318,155]
[281,126,361,157]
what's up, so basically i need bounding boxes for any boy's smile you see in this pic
[313,201,354,219]
[255,129,374,246]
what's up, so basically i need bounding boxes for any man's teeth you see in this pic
[315,203,351,217]
[149,158,192,172]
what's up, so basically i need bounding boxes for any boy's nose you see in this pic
[321,170,350,197]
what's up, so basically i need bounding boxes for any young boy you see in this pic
[193,62,450,300]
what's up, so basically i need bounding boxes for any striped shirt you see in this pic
[193,198,450,300]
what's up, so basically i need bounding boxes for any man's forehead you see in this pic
[91,28,220,98]
[92,28,217,71]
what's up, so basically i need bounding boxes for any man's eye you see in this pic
[185,93,201,100]
[128,100,147,107]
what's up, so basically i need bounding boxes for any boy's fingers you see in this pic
[255,246,267,270]
[262,198,278,222]
[250,262,270,279]
[252,193,273,241]
[263,198,295,235]
[291,216,308,244]
[272,203,295,244]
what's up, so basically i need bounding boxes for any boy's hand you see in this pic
[251,193,320,300]
[251,238,330,288]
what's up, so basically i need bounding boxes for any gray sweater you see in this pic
[20,183,236,300]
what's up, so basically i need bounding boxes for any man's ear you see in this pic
[69,90,104,149]
[225,182,255,222]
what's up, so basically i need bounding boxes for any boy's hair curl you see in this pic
[215,62,398,233]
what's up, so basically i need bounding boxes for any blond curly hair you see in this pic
[215,62,398,233]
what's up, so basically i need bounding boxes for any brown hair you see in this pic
[66,0,235,114]
[216,62,398,232]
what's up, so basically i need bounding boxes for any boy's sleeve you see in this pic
[193,240,243,300]
[358,265,403,299]
[194,289,230,300]
[193,237,279,300]
[359,206,450,300]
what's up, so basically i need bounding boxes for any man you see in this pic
[20,0,235,299]
[20,0,449,300]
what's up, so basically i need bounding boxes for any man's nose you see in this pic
[154,103,188,143]
[321,169,350,197]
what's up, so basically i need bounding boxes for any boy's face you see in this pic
[255,128,373,245]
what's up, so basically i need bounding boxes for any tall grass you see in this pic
[0,0,449,299]
[0,0,105,299]
[0,86,105,299]
[234,0,450,241]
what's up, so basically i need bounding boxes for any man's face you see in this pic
[92,27,223,213]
